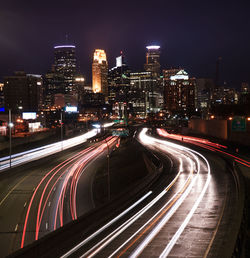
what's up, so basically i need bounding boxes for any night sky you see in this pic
[1,0,250,87]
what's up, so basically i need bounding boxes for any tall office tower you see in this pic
[54,45,77,93]
[129,71,159,117]
[108,53,130,117]
[144,45,161,76]
[4,71,43,112]
[92,49,108,98]
[115,53,126,67]
[164,69,196,115]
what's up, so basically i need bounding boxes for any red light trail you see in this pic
[157,129,250,168]
[21,136,119,248]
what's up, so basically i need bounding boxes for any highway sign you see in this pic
[232,116,246,132]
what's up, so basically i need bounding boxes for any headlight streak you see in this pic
[80,158,187,258]
[60,191,153,258]
[118,129,207,257]
[123,130,203,257]
[62,128,211,258]
[159,152,211,258]
[107,162,195,258]
[129,172,198,258]
[130,128,211,258]
[78,132,200,258]
[0,127,113,171]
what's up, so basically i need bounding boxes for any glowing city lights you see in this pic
[146,45,160,50]
[93,49,107,64]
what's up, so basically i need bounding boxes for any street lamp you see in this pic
[104,138,110,201]
[8,109,13,168]
[60,110,63,151]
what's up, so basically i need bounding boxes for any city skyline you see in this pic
[1,1,250,87]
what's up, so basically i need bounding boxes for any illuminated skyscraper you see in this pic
[92,49,108,97]
[144,45,161,76]
[54,45,77,93]
[163,69,196,115]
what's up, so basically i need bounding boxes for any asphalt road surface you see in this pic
[0,127,248,258]
[0,136,119,258]
[60,128,246,258]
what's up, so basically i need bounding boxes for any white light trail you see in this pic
[62,128,211,258]
[0,123,114,171]
[131,128,211,257]
[82,159,186,258]
[159,152,211,257]
[130,162,197,257]
[61,191,152,258]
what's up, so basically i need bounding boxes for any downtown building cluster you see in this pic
[0,44,249,134]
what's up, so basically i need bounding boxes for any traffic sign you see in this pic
[232,116,246,132]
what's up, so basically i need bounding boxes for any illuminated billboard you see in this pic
[22,112,37,120]
[65,106,78,113]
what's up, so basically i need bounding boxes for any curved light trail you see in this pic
[157,128,250,167]
[0,122,115,171]
[21,135,119,249]
[63,128,212,258]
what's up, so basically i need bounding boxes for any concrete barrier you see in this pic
[189,119,250,146]
[0,130,57,152]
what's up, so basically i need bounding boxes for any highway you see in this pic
[59,128,244,258]
[0,135,119,257]
[0,126,247,257]
[0,122,115,171]
[0,129,98,171]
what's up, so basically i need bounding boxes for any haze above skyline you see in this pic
[1,0,249,87]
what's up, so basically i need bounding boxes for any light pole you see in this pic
[8,109,13,168]
[60,110,63,151]
[104,138,110,201]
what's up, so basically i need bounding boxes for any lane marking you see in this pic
[159,151,211,258]
[203,192,227,258]
[24,202,27,208]
[15,224,18,232]
[0,175,30,207]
